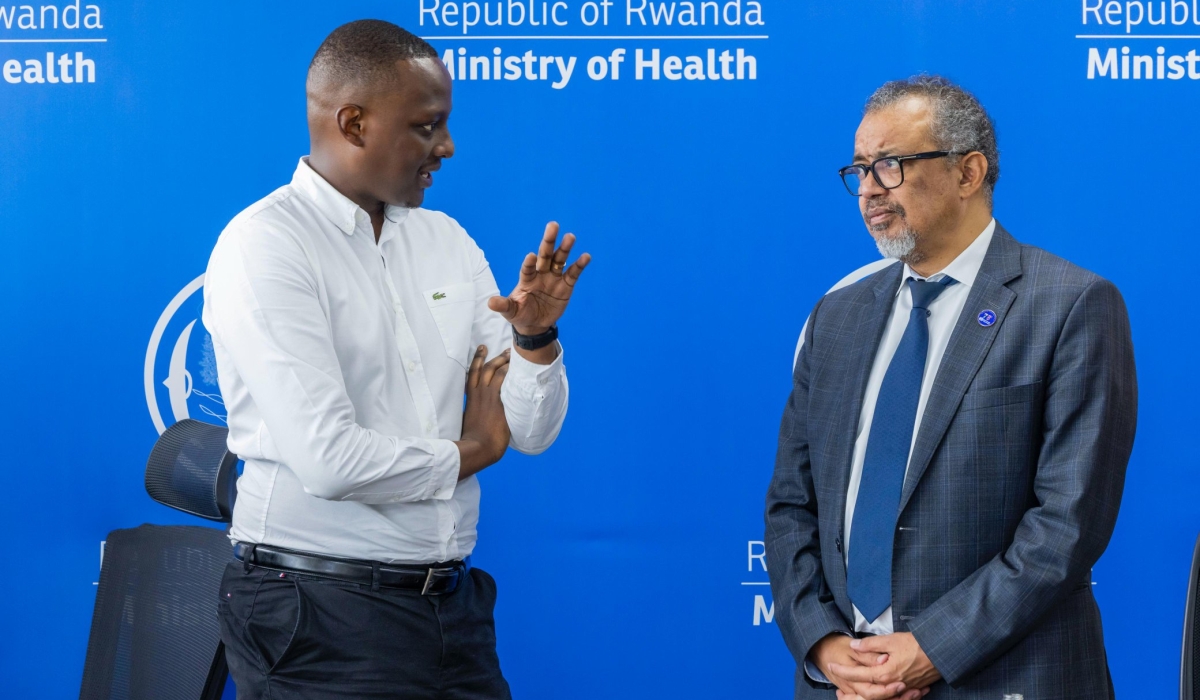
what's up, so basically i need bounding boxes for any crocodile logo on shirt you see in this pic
[432,292,447,301]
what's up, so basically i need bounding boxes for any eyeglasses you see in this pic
[838,151,959,196]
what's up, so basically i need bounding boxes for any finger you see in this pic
[829,663,891,685]
[535,222,559,273]
[850,637,887,654]
[517,252,537,284]
[851,681,906,700]
[850,650,889,667]
[488,295,516,319]
[467,345,486,389]
[563,252,592,288]
[480,351,510,386]
[493,362,511,386]
[550,233,576,272]
[485,349,512,367]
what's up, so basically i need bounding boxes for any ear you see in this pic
[335,104,367,148]
[957,151,989,199]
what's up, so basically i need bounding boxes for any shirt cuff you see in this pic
[505,340,565,388]
[804,658,832,685]
[422,438,461,501]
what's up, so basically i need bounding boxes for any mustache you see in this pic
[864,201,907,219]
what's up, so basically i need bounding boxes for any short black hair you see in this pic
[865,75,1000,198]
[308,19,439,89]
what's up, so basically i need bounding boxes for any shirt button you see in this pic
[425,423,435,433]
[408,361,416,371]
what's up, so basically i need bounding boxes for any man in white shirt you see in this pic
[765,76,1136,699]
[204,20,589,699]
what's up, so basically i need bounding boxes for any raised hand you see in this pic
[455,346,511,479]
[487,221,591,336]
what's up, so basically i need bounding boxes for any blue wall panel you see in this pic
[1,1,1194,696]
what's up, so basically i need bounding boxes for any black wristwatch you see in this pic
[512,324,559,350]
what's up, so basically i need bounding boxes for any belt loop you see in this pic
[243,543,257,574]
[370,562,381,592]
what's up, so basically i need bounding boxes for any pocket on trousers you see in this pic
[423,282,476,369]
[244,573,303,673]
[473,568,498,610]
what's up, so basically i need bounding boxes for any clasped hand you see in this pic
[812,632,939,700]
[456,345,511,480]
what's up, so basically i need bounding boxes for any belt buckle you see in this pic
[421,566,458,596]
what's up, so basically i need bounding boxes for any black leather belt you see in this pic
[234,542,468,595]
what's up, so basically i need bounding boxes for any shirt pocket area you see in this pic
[423,282,477,369]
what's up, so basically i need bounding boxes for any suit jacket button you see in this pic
[835,537,842,552]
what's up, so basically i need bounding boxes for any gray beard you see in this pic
[873,225,924,265]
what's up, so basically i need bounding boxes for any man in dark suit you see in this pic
[764,75,1137,700]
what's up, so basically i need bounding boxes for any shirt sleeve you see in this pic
[465,233,569,455]
[203,219,460,504]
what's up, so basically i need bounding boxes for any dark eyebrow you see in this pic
[852,148,899,164]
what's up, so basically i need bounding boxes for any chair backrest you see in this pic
[79,524,231,700]
[145,419,238,522]
[1183,532,1200,700]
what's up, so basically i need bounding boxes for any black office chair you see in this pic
[1182,532,1200,700]
[79,419,238,700]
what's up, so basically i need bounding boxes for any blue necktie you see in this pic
[847,276,956,623]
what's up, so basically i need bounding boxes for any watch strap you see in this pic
[512,324,558,350]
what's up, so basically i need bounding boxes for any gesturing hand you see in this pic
[828,633,939,699]
[455,346,511,480]
[487,222,591,336]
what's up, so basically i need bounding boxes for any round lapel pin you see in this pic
[978,310,997,327]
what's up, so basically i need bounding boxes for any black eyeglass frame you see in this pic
[838,151,962,196]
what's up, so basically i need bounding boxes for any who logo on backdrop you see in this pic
[144,275,225,433]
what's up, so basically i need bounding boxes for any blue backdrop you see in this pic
[1,1,1195,697]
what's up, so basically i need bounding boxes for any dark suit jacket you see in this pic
[764,225,1137,699]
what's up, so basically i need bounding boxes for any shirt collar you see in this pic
[898,217,996,294]
[291,157,411,237]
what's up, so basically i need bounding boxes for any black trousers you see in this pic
[217,561,512,700]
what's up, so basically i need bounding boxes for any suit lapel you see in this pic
[829,262,903,526]
[898,225,1023,514]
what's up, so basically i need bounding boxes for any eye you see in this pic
[419,121,438,134]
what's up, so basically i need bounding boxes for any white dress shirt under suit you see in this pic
[805,219,996,682]
[202,158,569,565]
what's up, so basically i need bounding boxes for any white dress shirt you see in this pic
[843,218,995,634]
[202,158,569,564]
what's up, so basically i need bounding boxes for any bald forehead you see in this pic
[853,96,935,162]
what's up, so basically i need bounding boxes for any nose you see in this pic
[858,168,887,198]
[436,128,455,159]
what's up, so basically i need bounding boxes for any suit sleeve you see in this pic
[765,298,853,679]
[909,278,1137,685]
